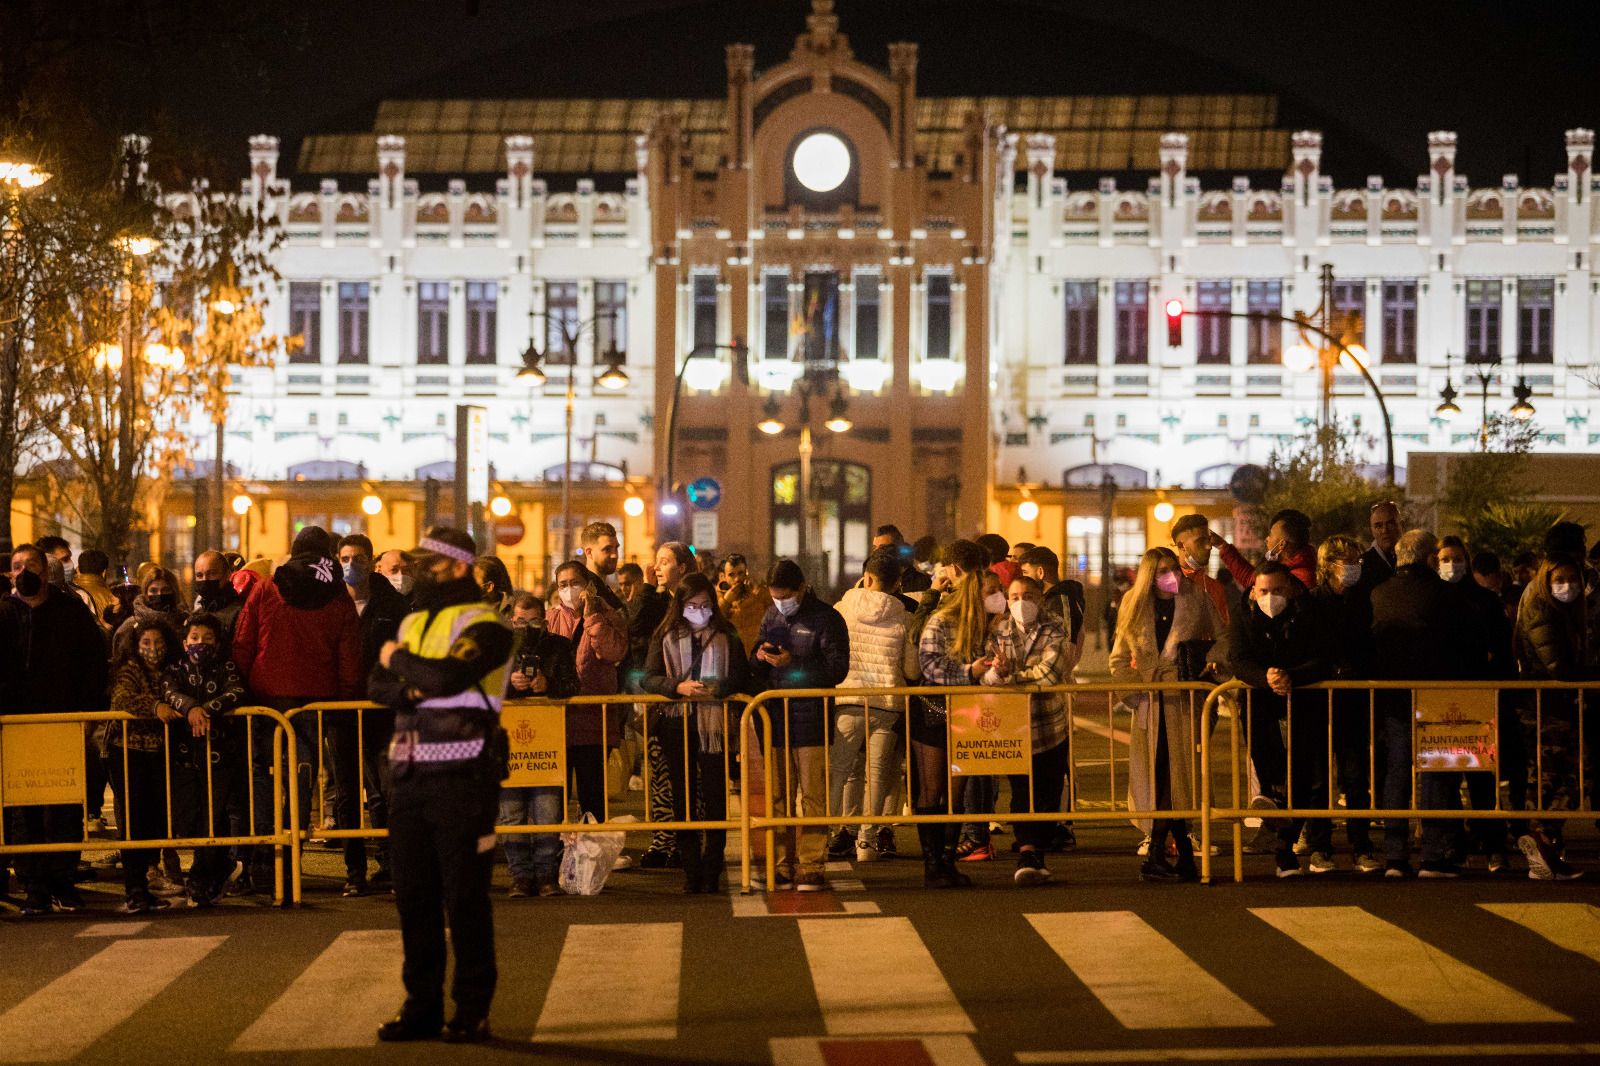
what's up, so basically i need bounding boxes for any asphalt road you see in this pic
[3,820,1598,1066]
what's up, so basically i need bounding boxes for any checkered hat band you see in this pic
[418,537,476,564]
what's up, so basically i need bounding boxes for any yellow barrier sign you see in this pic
[501,703,566,788]
[1,722,87,806]
[1415,688,1497,772]
[948,693,1032,775]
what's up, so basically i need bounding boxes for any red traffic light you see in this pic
[1164,299,1184,347]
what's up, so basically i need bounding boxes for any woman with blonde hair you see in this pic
[1110,546,1224,881]
[913,538,992,887]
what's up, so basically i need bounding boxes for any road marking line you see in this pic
[76,922,148,937]
[231,929,401,1051]
[1018,1043,1600,1063]
[533,922,681,1041]
[1478,902,1600,966]
[0,935,225,1062]
[799,917,973,1035]
[842,901,882,915]
[1025,911,1269,1030]
[772,1034,985,1066]
[1249,906,1569,1024]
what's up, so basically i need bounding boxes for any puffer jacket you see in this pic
[231,552,362,701]
[834,586,917,709]
[1514,589,1589,681]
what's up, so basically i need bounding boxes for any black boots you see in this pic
[918,824,971,888]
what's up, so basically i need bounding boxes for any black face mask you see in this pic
[195,578,223,601]
[13,568,43,597]
[147,592,176,612]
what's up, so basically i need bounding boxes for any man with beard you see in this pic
[371,528,515,1045]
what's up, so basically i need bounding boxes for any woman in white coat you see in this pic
[1109,546,1224,881]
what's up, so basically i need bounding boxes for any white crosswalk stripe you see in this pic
[1478,902,1600,967]
[231,929,403,1051]
[1026,911,1270,1030]
[798,916,974,1035]
[533,921,682,1042]
[1250,905,1570,1024]
[0,935,226,1062]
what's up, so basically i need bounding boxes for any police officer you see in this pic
[370,528,515,1044]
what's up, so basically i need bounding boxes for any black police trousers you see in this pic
[388,762,500,1021]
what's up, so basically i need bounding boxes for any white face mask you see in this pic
[389,572,415,596]
[1438,562,1465,583]
[1258,592,1289,619]
[1184,549,1210,572]
[983,591,1006,615]
[1264,548,1281,562]
[1009,599,1040,628]
[1551,582,1577,604]
[558,586,581,611]
[915,561,935,575]
[1338,562,1361,589]
[773,595,801,618]
[683,604,713,629]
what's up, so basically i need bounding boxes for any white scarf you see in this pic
[663,624,729,754]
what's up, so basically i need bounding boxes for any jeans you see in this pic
[1377,700,1415,865]
[827,705,902,844]
[390,764,499,1021]
[956,776,998,846]
[497,786,563,882]
[1007,741,1069,850]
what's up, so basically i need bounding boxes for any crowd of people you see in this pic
[1,501,1596,915]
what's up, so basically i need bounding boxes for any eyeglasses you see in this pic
[1370,500,1399,513]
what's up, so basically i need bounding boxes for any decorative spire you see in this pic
[795,0,851,59]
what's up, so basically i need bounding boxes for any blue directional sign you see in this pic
[686,477,722,510]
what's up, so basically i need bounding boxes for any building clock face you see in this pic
[792,131,851,193]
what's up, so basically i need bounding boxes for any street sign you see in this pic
[493,514,526,546]
[691,510,719,551]
[687,476,722,510]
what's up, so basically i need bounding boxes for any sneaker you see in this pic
[1139,858,1181,883]
[146,874,184,898]
[1384,861,1415,879]
[51,889,88,913]
[958,843,994,862]
[1292,827,1311,856]
[1487,853,1507,874]
[876,827,898,858]
[1418,861,1462,879]
[1135,836,1151,858]
[1307,851,1336,874]
[1189,833,1220,857]
[1274,854,1303,879]
[536,878,565,898]
[793,872,829,893]
[825,829,855,861]
[1013,850,1052,886]
[19,893,52,917]
[94,851,123,870]
[854,840,879,863]
[627,774,644,792]
[341,880,368,898]
[507,877,535,899]
[1518,834,1554,880]
[611,853,635,872]
[638,848,677,869]
[750,867,795,891]
[988,822,1006,835]
[1051,825,1078,852]
[85,816,106,834]
[1353,852,1383,874]
[123,892,170,915]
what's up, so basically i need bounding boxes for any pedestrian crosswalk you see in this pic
[0,902,1597,1061]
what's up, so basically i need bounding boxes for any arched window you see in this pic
[771,460,871,592]
[287,460,364,482]
[1063,463,1147,489]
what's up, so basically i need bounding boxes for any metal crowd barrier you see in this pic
[736,682,1220,891]
[0,707,300,905]
[1205,678,1594,883]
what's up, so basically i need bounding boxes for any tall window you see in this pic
[1332,278,1365,338]
[1382,279,1418,363]
[417,281,448,364]
[1195,279,1231,364]
[1518,277,1555,362]
[594,280,627,361]
[854,272,881,359]
[289,281,320,363]
[1113,280,1148,364]
[338,282,368,364]
[543,280,577,365]
[464,282,497,364]
[763,273,790,359]
[1063,280,1097,365]
[925,273,953,359]
[692,273,719,355]
[1246,279,1281,364]
[1464,278,1501,362]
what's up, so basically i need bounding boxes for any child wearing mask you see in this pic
[107,618,183,913]
[161,614,247,907]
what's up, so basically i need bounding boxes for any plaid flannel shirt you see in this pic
[984,614,1070,753]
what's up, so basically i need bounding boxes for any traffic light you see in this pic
[1164,299,1184,347]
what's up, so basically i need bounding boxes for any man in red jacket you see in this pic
[1211,508,1317,593]
[231,526,362,894]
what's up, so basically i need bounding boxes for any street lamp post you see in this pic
[518,310,628,568]
[1436,352,1536,447]
[0,158,51,547]
[661,339,749,544]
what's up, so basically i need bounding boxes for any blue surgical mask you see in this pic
[343,560,367,586]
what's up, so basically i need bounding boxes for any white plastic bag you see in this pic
[557,813,632,896]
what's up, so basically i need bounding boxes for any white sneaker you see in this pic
[1353,852,1383,874]
[627,775,644,792]
[611,853,634,872]
[854,841,879,863]
[1135,836,1151,858]
[146,874,185,898]
[1189,834,1220,857]
[1307,851,1336,874]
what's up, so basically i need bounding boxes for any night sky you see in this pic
[29,0,1600,187]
